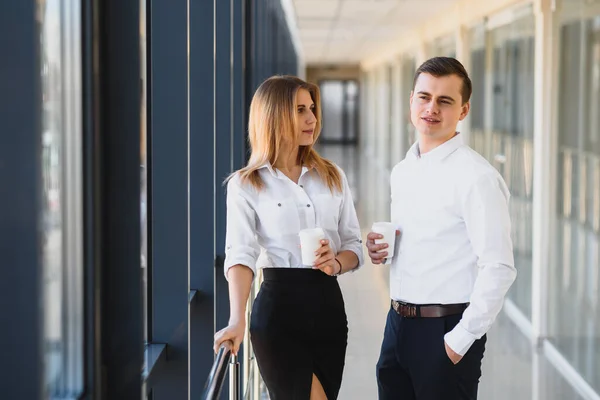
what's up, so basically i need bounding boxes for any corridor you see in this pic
[3,0,600,399]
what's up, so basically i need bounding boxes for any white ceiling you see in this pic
[291,0,459,65]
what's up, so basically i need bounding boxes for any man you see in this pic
[367,57,517,400]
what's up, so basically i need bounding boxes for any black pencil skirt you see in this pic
[249,268,348,400]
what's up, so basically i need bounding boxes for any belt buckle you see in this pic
[400,303,417,318]
[393,301,417,318]
[405,304,417,318]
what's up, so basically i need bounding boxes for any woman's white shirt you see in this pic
[224,163,364,278]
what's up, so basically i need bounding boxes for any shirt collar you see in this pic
[258,162,311,179]
[406,133,463,162]
[258,162,278,177]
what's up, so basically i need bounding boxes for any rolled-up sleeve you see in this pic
[337,168,364,269]
[224,176,260,279]
[444,172,517,356]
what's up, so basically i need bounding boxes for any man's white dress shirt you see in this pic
[224,163,364,277]
[390,134,516,356]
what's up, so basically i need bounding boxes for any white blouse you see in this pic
[224,162,364,278]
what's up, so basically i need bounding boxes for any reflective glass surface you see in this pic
[470,10,535,319]
[550,2,600,391]
[39,0,84,395]
[141,0,149,345]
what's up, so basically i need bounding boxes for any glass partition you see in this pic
[481,8,536,319]
[140,0,149,346]
[401,56,417,152]
[550,1,600,391]
[40,0,84,395]
[469,23,486,156]
[430,34,457,58]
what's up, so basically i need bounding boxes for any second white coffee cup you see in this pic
[299,227,326,266]
[371,222,397,265]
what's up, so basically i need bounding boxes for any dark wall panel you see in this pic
[150,0,189,398]
[0,2,43,398]
[189,0,216,397]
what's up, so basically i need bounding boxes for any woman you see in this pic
[213,75,363,400]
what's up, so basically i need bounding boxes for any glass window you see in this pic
[469,23,486,154]
[376,67,391,168]
[40,0,84,395]
[345,80,359,143]
[367,72,377,155]
[430,35,457,58]
[485,9,535,319]
[401,56,417,152]
[320,81,345,142]
[141,0,149,346]
[551,2,600,392]
[320,80,360,145]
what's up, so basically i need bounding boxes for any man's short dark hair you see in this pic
[413,57,472,104]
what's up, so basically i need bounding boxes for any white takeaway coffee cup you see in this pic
[371,222,397,265]
[299,227,326,266]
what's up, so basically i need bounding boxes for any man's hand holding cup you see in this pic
[367,222,400,265]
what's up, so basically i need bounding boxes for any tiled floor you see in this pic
[318,144,593,400]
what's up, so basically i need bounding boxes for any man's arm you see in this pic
[444,172,517,357]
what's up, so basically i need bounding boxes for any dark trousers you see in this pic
[376,307,486,400]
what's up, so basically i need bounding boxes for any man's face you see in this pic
[409,73,469,142]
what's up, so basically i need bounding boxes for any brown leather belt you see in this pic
[391,300,469,318]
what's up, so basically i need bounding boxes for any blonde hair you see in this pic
[230,75,342,193]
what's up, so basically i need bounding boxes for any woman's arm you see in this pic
[214,264,254,355]
[215,176,260,355]
[335,249,359,275]
[336,168,365,270]
[313,242,360,276]
[315,168,364,275]
[227,265,254,324]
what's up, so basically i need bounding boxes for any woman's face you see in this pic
[295,88,317,147]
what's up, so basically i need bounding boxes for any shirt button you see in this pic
[307,204,311,207]
[300,185,304,188]
[278,203,281,207]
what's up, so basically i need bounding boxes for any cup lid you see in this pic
[372,221,395,228]
[298,227,325,235]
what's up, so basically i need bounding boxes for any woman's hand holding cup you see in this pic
[298,228,339,275]
[313,239,339,276]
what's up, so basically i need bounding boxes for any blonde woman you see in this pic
[213,76,363,400]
